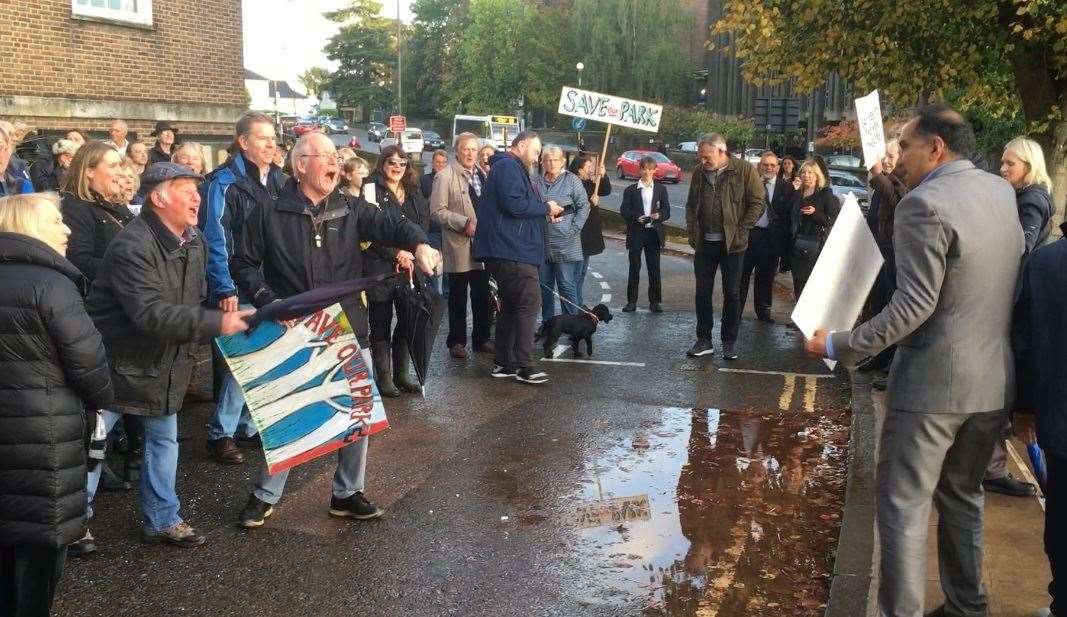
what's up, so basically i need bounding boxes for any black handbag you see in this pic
[792,233,822,261]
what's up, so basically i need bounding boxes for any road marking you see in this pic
[601,293,612,303]
[591,272,603,279]
[779,374,796,411]
[718,368,835,379]
[542,358,647,367]
[553,344,568,358]
[598,281,610,290]
[803,377,818,413]
[1005,441,1046,511]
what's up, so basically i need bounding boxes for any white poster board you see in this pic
[790,194,884,369]
[557,86,662,133]
[854,90,886,170]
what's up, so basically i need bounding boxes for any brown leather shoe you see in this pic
[473,341,495,354]
[449,344,468,359]
[206,437,244,465]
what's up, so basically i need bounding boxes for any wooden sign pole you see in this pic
[592,123,613,197]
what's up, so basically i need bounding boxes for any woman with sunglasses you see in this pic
[361,146,431,397]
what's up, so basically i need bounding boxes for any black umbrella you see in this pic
[393,271,446,390]
[245,273,399,328]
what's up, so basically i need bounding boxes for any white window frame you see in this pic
[71,0,154,28]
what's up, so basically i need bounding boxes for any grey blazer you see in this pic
[830,160,1024,414]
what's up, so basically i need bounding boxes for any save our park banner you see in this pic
[216,303,388,475]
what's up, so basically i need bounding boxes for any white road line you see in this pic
[601,293,612,303]
[803,377,818,413]
[779,374,796,411]
[718,368,835,379]
[598,281,610,290]
[1005,441,1046,511]
[552,344,568,358]
[542,358,647,367]
[591,272,604,279]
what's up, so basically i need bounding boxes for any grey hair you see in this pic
[698,133,728,151]
[540,144,564,160]
[454,132,480,150]
[52,139,79,157]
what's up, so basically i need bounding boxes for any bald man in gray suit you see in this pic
[807,105,1025,617]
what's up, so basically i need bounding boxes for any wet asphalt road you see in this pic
[55,240,850,617]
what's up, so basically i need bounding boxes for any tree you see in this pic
[711,0,1067,230]
[324,0,398,118]
[298,67,331,99]
[815,120,861,150]
[404,0,471,117]
[660,106,756,148]
[445,0,529,115]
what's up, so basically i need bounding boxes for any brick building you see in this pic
[0,0,246,151]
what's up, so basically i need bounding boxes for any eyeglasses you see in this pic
[300,153,339,165]
[385,159,408,168]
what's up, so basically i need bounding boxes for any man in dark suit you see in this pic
[620,156,670,313]
[739,151,785,323]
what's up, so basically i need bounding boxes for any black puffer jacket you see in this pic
[86,208,223,416]
[0,233,113,549]
[61,192,136,282]
[1016,184,1052,254]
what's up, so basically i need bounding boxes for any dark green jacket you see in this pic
[684,157,765,253]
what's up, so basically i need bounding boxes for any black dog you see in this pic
[536,304,613,359]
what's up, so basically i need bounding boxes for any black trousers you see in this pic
[626,229,662,305]
[739,226,775,317]
[1047,452,1066,617]
[485,259,540,370]
[0,546,66,617]
[791,253,818,300]
[446,269,492,348]
[368,293,408,345]
[694,240,744,344]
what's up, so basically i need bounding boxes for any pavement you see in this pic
[55,238,853,617]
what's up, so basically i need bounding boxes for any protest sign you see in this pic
[557,86,662,133]
[855,90,887,170]
[791,194,884,370]
[216,303,388,474]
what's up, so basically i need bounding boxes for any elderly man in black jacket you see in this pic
[86,163,252,549]
[1013,221,1067,617]
[231,132,438,528]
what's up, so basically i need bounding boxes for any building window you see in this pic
[72,0,153,27]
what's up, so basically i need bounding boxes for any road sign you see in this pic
[571,116,587,131]
[388,115,406,133]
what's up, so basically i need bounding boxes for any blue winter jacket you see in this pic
[1,160,33,196]
[199,154,286,302]
[472,152,550,267]
[1014,223,1067,459]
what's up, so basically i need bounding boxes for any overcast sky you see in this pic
[242,0,413,92]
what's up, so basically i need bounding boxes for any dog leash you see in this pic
[538,281,601,325]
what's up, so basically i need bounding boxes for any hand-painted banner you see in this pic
[557,86,662,133]
[854,90,886,170]
[216,304,388,475]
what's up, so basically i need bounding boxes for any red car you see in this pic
[292,121,321,137]
[615,150,683,183]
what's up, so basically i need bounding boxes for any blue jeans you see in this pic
[86,411,182,532]
[207,373,257,441]
[576,257,591,307]
[539,259,583,325]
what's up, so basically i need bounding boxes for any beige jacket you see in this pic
[430,161,483,273]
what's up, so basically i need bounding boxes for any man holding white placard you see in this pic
[806,106,1024,617]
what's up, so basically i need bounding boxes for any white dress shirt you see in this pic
[639,178,655,227]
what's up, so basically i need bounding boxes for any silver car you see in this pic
[828,170,871,214]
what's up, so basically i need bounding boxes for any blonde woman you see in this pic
[171,142,206,175]
[119,157,144,214]
[340,155,370,198]
[1001,136,1054,252]
[788,159,839,297]
[0,193,112,616]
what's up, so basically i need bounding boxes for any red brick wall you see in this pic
[0,0,245,106]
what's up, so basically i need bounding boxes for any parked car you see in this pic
[422,130,446,150]
[379,129,424,155]
[827,154,863,168]
[615,150,683,183]
[325,118,349,134]
[743,148,764,165]
[676,141,697,153]
[368,122,387,142]
[828,169,871,213]
[293,121,321,137]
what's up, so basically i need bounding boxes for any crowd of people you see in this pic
[0,102,1062,617]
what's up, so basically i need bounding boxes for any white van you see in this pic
[380,128,424,156]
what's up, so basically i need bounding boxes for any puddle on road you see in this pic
[564,406,849,616]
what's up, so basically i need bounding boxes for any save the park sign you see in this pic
[557,86,662,133]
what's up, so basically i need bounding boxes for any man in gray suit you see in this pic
[806,105,1024,617]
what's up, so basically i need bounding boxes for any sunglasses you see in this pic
[385,159,409,168]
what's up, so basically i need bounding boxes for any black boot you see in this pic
[392,336,421,394]
[371,341,399,398]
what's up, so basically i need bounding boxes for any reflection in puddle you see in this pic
[567,407,849,616]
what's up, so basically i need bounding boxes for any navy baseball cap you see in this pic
[141,162,203,193]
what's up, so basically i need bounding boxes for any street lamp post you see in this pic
[576,62,585,150]
[396,0,402,116]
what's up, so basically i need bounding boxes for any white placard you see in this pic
[790,194,884,369]
[855,90,886,170]
[362,182,377,205]
[557,86,662,133]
